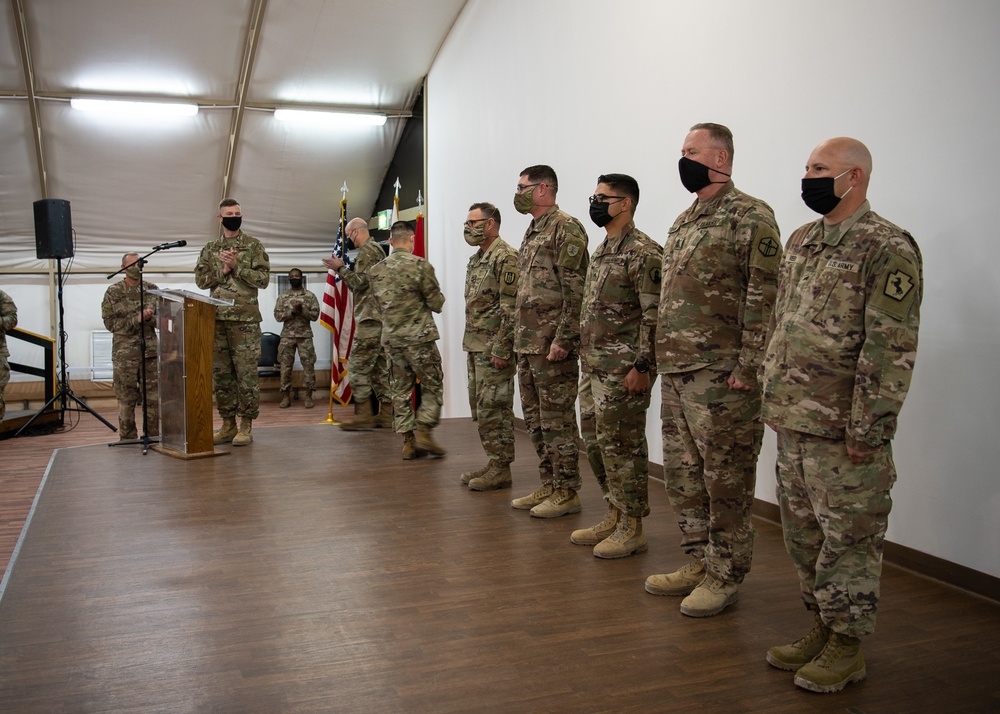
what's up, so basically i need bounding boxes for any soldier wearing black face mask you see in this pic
[273,268,320,408]
[195,197,271,446]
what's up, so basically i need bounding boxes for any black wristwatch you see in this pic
[633,359,650,374]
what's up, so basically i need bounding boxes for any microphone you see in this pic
[154,240,187,250]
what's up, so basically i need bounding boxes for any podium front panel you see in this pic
[157,298,187,452]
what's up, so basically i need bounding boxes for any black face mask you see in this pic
[221,215,242,232]
[288,278,303,289]
[589,201,614,228]
[678,156,730,193]
[801,169,853,215]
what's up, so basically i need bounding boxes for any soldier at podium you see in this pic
[195,198,271,446]
[101,253,159,440]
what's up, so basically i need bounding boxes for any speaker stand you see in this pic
[15,257,118,437]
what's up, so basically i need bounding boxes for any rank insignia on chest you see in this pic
[884,269,914,301]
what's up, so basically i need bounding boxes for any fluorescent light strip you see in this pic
[273,108,387,126]
[70,98,199,118]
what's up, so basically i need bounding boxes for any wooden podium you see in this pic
[149,289,232,459]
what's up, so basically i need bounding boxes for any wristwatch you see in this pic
[633,359,650,374]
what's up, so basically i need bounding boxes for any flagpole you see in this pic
[326,181,349,424]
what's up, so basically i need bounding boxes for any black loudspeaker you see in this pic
[33,198,74,259]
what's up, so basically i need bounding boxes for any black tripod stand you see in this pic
[16,257,118,437]
[106,248,165,454]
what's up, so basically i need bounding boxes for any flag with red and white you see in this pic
[320,197,354,406]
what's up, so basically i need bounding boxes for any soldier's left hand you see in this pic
[491,356,510,369]
[847,444,880,464]
[546,342,568,362]
[727,373,753,391]
[625,368,650,395]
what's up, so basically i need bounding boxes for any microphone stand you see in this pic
[107,244,175,454]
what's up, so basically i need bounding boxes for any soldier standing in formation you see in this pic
[0,289,18,421]
[101,252,159,440]
[509,165,590,519]
[323,218,392,430]
[195,198,271,446]
[273,267,320,409]
[647,123,782,617]
[761,137,922,693]
[368,221,446,459]
[460,202,518,491]
[572,174,662,559]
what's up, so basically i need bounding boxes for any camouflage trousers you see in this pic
[113,353,160,439]
[660,361,763,584]
[579,370,652,518]
[516,353,581,491]
[388,341,443,433]
[775,428,896,637]
[0,356,9,421]
[278,335,316,392]
[466,351,515,465]
[213,321,262,420]
[348,322,390,404]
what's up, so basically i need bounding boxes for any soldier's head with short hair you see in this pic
[389,220,416,251]
[346,217,370,247]
[218,197,240,212]
[519,164,558,193]
[596,174,640,210]
[690,122,735,165]
[121,252,139,268]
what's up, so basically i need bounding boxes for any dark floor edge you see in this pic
[0,449,58,604]
[751,498,1000,604]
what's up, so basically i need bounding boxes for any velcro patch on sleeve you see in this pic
[499,263,519,296]
[557,235,588,271]
[749,225,782,272]
[870,254,919,321]
[640,254,662,294]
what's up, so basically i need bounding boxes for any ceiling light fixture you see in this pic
[70,98,199,118]
[273,108,387,127]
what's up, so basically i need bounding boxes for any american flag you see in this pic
[320,197,355,406]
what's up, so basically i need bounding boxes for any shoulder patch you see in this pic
[640,254,662,294]
[870,254,919,321]
[557,235,588,271]
[749,225,782,272]
[499,263,519,296]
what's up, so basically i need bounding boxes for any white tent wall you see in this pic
[427,0,1000,577]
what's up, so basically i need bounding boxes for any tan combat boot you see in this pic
[213,417,238,444]
[461,463,490,485]
[232,417,254,446]
[402,431,419,460]
[593,514,647,559]
[644,558,706,596]
[374,402,393,428]
[511,483,554,510]
[415,424,446,456]
[570,503,619,545]
[529,487,581,518]
[303,391,314,409]
[469,461,512,491]
[279,391,291,408]
[680,575,739,617]
[339,399,375,431]
[766,613,830,671]
[793,632,866,693]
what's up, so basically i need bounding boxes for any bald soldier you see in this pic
[761,138,922,694]
[323,218,392,429]
[647,123,782,617]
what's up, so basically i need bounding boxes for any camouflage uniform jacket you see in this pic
[273,288,320,338]
[101,279,159,360]
[369,246,445,348]
[463,237,518,360]
[580,221,662,375]
[761,201,922,452]
[656,181,781,385]
[513,205,589,355]
[335,238,386,324]
[194,230,270,321]
[0,289,17,357]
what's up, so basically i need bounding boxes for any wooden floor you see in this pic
[1,402,998,713]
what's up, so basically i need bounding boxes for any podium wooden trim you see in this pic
[148,289,232,459]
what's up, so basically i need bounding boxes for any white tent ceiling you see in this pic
[0,0,466,271]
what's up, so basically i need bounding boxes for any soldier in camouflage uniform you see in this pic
[461,202,518,491]
[647,123,782,617]
[323,218,392,429]
[194,198,270,446]
[509,165,590,519]
[572,174,662,558]
[0,289,18,421]
[761,137,922,694]
[368,221,446,459]
[273,268,320,409]
[101,253,159,440]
